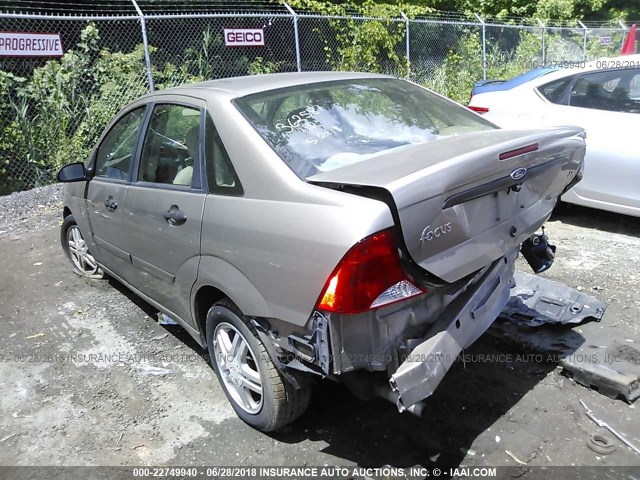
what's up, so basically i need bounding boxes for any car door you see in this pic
[122,98,207,326]
[539,68,640,210]
[83,106,147,283]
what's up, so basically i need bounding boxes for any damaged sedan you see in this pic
[57,72,585,431]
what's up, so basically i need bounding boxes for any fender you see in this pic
[191,255,273,327]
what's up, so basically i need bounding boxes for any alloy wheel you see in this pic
[213,322,263,414]
[66,225,99,276]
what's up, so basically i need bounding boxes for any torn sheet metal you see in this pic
[499,271,607,327]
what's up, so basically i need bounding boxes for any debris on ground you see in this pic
[580,399,640,455]
[561,338,640,402]
[490,316,640,402]
[158,313,178,325]
[499,271,607,327]
[141,365,175,376]
[0,433,18,443]
[490,273,640,403]
[586,432,616,455]
[505,450,527,465]
[24,332,46,340]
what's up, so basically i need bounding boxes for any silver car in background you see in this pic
[58,72,585,431]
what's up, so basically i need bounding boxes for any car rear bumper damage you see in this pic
[389,250,517,411]
[279,247,520,412]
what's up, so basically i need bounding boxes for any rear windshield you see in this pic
[234,78,496,178]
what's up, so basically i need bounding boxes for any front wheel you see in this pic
[61,214,105,279]
[206,299,311,431]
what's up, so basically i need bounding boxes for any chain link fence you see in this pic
[409,20,483,102]
[145,13,299,89]
[0,15,148,194]
[0,2,634,194]
[585,26,628,59]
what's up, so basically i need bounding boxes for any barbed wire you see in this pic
[2,0,137,15]
[0,1,636,26]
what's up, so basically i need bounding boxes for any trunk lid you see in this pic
[308,127,585,283]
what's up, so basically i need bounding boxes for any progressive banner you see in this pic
[0,32,64,57]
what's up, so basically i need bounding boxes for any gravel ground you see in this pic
[0,184,64,236]
[0,186,639,476]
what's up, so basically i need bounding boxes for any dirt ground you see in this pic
[0,185,639,475]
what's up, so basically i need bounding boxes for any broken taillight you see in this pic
[316,228,427,314]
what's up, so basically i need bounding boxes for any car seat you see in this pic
[173,126,199,186]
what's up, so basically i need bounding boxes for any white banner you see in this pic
[223,28,265,47]
[0,32,64,57]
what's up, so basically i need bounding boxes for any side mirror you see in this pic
[57,162,88,183]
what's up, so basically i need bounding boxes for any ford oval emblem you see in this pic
[510,167,527,181]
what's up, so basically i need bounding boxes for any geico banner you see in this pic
[223,28,265,47]
[0,32,64,57]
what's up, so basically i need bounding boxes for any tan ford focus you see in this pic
[58,72,585,431]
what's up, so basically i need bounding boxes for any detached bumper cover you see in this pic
[389,250,517,411]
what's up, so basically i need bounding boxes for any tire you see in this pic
[61,214,106,279]
[206,299,311,432]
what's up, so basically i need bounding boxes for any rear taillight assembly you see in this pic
[468,105,490,114]
[316,228,428,314]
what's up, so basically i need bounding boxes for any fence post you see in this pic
[618,21,628,53]
[283,2,302,72]
[130,0,155,91]
[537,19,546,64]
[577,20,588,61]
[401,11,410,79]
[473,13,486,80]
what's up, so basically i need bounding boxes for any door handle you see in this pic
[104,196,117,211]
[163,205,187,226]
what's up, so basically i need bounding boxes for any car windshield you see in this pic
[234,78,496,178]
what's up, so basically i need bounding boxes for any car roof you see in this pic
[521,53,640,86]
[144,71,395,100]
[471,53,640,96]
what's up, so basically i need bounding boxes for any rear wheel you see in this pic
[61,215,105,279]
[206,299,311,431]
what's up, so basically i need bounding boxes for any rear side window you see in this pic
[537,77,573,104]
[234,78,496,178]
[95,107,145,180]
[570,69,640,113]
[204,115,243,195]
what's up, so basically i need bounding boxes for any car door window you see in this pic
[94,107,145,180]
[570,69,640,113]
[204,115,243,195]
[139,104,202,186]
[630,72,640,101]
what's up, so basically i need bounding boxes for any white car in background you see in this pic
[469,54,640,217]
